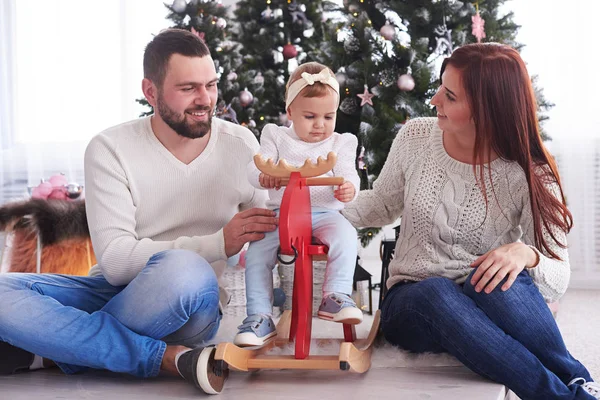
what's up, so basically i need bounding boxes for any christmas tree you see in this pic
[230,0,330,136]
[137,0,244,127]
[313,0,548,245]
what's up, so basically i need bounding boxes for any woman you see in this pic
[343,43,599,399]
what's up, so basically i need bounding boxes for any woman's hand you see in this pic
[470,243,539,293]
[334,181,356,203]
[259,173,282,190]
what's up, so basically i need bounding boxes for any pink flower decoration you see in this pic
[191,27,205,42]
[472,11,486,43]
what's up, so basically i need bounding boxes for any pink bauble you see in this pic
[48,174,68,187]
[282,43,298,60]
[380,24,396,41]
[239,90,254,107]
[48,188,68,200]
[32,181,53,199]
[397,74,415,91]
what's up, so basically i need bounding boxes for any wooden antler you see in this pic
[254,152,337,178]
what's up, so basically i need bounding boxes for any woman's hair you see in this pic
[285,62,337,100]
[441,43,572,259]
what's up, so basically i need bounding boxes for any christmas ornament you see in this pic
[471,3,486,43]
[380,23,396,41]
[171,0,187,13]
[433,25,453,56]
[339,97,358,115]
[357,85,375,107]
[348,4,359,13]
[191,27,205,42]
[227,71,238,81]
[288,1,310,26]
[248,119,257,129]
[239,89,254,107]
[65,183,84,200]
[282,43,298,59]
[216,101,239,124]
[335,72,348,86]
[215,17,227,29]
[261,6,273,20]
[254,72,265,85]
[397,74,415,91]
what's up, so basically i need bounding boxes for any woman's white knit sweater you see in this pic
[342,117,570,302]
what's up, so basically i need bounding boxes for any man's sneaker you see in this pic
[233,314,277,348]
[569,377,600,398]
[177,346,229,395]
[317,293,363,324]
[0,341,35,375]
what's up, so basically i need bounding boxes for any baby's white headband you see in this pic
[285,68,340,111]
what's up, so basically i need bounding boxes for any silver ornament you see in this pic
[65,183,84,199]
[227,71,238,81]
[397,74,415,91]
[171,0,187,13]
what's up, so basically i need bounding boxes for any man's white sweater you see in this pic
[84,116,267,286]
[342,118,570,302]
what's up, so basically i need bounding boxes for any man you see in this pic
[0,29,276,392]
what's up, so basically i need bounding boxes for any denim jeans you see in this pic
[0,249,221,378]
[245,210,357,316]
[381,269,595,400]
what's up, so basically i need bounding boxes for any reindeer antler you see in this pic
[253,152,337,178]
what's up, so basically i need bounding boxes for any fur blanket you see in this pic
[0,199,95,275]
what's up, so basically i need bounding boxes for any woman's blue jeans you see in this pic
[0,249,221,378]
[381,269,595,400]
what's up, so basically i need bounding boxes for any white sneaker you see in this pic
[568,377,600,398]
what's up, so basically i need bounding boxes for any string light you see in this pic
[260,116,265,121]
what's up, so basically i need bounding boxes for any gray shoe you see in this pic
[317,293,363,324]
[233,314,277,348]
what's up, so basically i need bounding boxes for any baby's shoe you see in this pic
[233,314,277,348]
[317,293,363,324]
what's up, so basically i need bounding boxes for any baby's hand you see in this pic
[334,181,355,203]
[259,173,282,190]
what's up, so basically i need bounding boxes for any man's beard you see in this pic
[156,95,212,139]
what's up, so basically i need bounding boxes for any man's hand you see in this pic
[223,208,278,257]
[334,181,356,203]
[259,173,283,190]
[470,242,539,293]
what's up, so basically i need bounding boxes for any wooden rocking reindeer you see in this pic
[193,152,381,394]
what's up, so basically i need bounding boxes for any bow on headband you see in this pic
[285,68,340,110]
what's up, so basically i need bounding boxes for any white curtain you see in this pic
[0,0,167,202]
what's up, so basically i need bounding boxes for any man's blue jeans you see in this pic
[381,269,595,400]
[0,249,220,378]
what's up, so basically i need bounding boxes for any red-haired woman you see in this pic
[343,43,598,400]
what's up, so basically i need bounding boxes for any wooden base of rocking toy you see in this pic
[214,308,380,374]
[201,169,380,394]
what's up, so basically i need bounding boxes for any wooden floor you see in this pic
[0,365,507,399]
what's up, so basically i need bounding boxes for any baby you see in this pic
[235,62,362,347]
